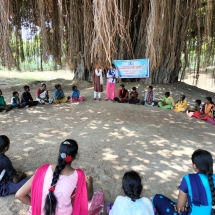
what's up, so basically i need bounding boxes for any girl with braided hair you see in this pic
[153,149,215,215]
[16,139,104,215]
[109,171,154,215]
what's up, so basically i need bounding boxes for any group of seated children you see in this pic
[1,135,215,215]
[113,85,215,126]
[0,84,84,112]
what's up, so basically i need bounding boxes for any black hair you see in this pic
[192,149,215,215]
[0,135,10,152]
[181,95,186,101]
[112,63,115,68]
[165,92,170,97]
[55,84,61,89]
[148,86,153,90]
[44,139,78,215]
[195,99,201,106]
[42,83,46,87]
[24,85,29,91]
[13,91,18,96]
[122,171,143,202]
[132,87,136,91]
[0,89,2,94]
[72,85,77,91]
[206,97,213,104]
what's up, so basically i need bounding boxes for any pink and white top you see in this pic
[28,165,78,215]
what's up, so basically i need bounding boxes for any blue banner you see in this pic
[113,59,149,78]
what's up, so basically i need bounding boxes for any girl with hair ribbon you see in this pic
[153,149,215,215]
[16,139,104,215]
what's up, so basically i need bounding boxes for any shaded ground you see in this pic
[0,78,215,215]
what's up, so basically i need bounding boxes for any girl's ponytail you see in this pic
[206,172,215,215]
[44,161,66,215]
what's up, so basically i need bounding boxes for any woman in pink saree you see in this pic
[15,139,104,215]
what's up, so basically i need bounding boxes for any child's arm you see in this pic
[86,176,94,201]
[13,171,27,183]
[175,190,188,213]
[15,175,34,206]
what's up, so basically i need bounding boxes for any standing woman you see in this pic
[105,64,118,101]
[92,64,104,101]
[16,139,104,215]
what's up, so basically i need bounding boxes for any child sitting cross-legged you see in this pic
[0,89,12,112]
[11,91,26,108]
[0,135,28,197]
[70,85,84,103]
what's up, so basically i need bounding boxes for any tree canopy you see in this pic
[0,0,215,83]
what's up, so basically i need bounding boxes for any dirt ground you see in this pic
[0,76,215,215]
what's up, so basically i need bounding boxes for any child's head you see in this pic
[132,87,136,92]
[0,135,10,153]
[44,139,78,214]
[41,83,46,91]
[13,91,19,97]
[120,84,125,90]
[206,97,213,104]
[195,99,201,106]
[148,86,153,92]
[24,85,30,92]
[72,85,77,91]
[0,89,2,96]
[55,84,61,91]
[179,95,186,101]
[122,171,142,202]
[191,149,215,211]
[165,92,170,98]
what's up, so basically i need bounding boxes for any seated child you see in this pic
[36,83,53,104]
[158,92,174,109]
[189,97,214,120]
[153,149,215,215]
[0,89,12,112]
[0,135,28,197]
[53,84,70,104]
[186,99,201,117]
[173,95,188,112]
[129,87,140,104]
[11,91,26,108]
[141,86,158,106]
[70,85,84,102]
[109,171,154,215]
[21,86,38,107]
[114,84,129,103]
[207,106,215,126]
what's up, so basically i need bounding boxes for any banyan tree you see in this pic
[0,0,215,84]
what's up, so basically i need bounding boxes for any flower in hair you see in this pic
[48,186,55,192]
[61,153,66,159]
[65,155,73,163]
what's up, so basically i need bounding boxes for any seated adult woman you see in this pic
[153,149,215,215]
[158,92,174,109]
[16,139,104,215]
[173,95,188,113]
[114,84,129,103]
[207,106,215,126]
[190,97,214,120]
[108,171,154,215]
